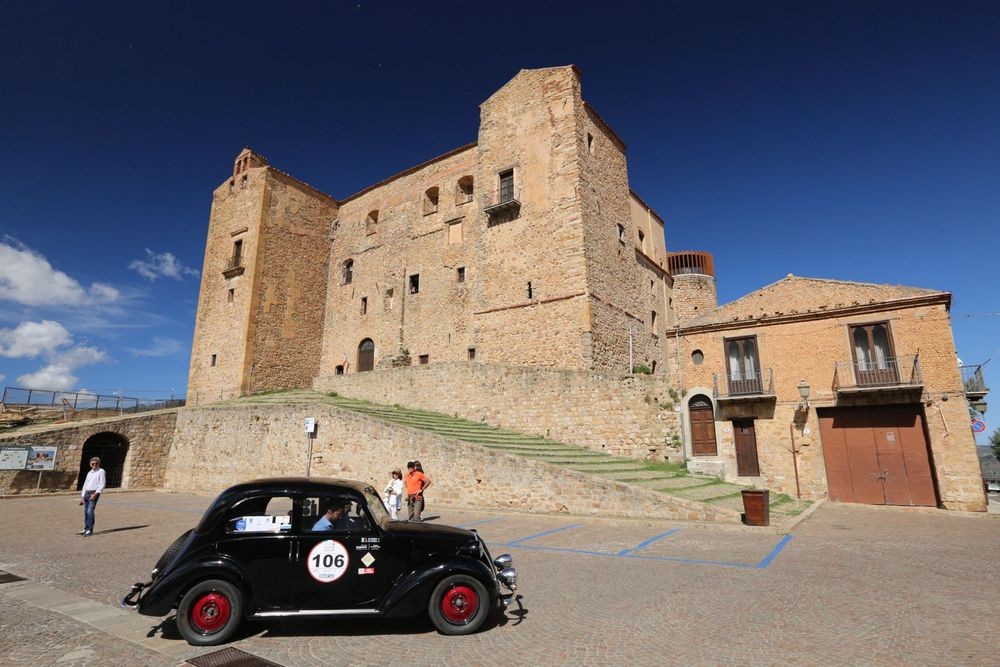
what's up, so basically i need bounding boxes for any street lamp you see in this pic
[797,379,810,409]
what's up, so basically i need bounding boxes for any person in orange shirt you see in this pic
[404,460,432,522]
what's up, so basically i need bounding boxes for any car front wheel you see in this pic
[428,574,490,635]
[176,579,242,646]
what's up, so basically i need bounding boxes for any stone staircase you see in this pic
[234,390,811,523]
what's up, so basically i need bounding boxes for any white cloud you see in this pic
[0,320,72,358]
[126,336,183,357]
[129,249,200,281]
[0,239,120,306]
[0,319,109,391]
[17,364,79,391]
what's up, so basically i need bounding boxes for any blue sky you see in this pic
[1,1,997,432]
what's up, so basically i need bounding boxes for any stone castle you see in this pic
[185,65,986,512]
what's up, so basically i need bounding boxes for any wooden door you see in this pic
[689,397,718,456]
[819,406,936,507]
[357,339,374,372]
[733,420,760,476]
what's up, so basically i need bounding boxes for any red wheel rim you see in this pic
[440,584,479,623]
[190,591,231,633]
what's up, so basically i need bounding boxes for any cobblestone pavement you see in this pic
[1,491,998,666]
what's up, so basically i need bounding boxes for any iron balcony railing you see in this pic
[832,355,923,392]
[713,368,775,400]
[222,254,245,276]
[483,186,522,217]
[960,364,989,398]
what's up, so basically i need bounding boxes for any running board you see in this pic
[252,608,380,618]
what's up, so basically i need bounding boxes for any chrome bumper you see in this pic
[120,581,149,609]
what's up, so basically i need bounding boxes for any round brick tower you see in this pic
[667,251,717,323]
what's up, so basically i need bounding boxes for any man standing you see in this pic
[404,460,432,522]
[78,457,105,536]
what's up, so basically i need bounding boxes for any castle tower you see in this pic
[667,251,717,322]
[187,149,337,405]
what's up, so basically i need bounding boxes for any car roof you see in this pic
[195,477,376,534]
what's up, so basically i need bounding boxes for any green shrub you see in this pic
[632,363,652,375]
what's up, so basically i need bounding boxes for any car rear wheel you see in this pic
[176,579,242,646]
[428,574,490,635]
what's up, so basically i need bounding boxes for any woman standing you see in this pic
[383,469,404,520]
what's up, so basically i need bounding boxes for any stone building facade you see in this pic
[188,66,669,405]
[666,264,986,512]
[185,65,985,512]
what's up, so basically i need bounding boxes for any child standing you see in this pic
[383,469,404,520]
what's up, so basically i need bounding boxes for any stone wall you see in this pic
[0,411,177,495]
[164,403,735,522]
[315,362,682,460]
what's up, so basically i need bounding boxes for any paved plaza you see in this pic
[1,490,998,666]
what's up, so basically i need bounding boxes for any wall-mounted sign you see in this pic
[971,419,987,433]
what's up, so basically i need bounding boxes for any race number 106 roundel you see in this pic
[307,540,349,583]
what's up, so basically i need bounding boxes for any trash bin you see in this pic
[741,489,770,526]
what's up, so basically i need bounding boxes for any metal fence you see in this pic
[832,355,922,391]
[960,364,989,396]
[1,387,184,414]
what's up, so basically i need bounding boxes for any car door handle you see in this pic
[288,541,298,562]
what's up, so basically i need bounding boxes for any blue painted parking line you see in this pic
[505,523,582,546]
[498,528,793,570]
[617,528,682,556]
[755,534,793,569]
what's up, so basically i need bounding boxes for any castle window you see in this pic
[651,310,657,331]
[499,169,515,204]
[241,175,248,189]
[468,347,476,360]
[423,187,439,215]
[617,224,625,244]
[229,180,235,193]
[210,354,217,367]
[638,230,645,249]
[358,339,375,372]
[456,267,465,283]
[651,360,657,373]
[335,365,345,375]
[231,240,243,266]
[457,176,474,204]
[366,210,379,234]
[587,132,595,154]
[526,281,533,299]
[691,349,704,365]
[409,274,420,294]
[342,259,353,285]
[361,296,368,315]
[228,288,235,303]
[419,354,429,365]
[384,288,394,310]
[447,219,464,245]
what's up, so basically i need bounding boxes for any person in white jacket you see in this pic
[78,457,105,536]
[383,469,404,520]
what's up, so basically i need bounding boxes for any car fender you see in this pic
[136,555,253,618]
[380,557,496,618]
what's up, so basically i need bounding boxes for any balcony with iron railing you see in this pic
[483,185,521,222]
[960,363,989,399]
[832,355,923,394]
[713,368,776,402]
[222,254,245,278]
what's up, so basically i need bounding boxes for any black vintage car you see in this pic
[122,478,517,645]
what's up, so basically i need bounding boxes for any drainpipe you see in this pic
[628,320,634,373]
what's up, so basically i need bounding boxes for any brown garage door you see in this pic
[819,405,937,507]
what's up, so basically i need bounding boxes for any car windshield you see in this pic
[364,486,390,526]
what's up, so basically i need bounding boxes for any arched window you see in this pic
[342,259,353,285]
[366,210,379,234]
[357,339,375,372]
[423,187,439,215]
[456,176,474,204]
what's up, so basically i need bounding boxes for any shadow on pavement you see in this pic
[95,525,149,535]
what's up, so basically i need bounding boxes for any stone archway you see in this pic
[77,432,130,490]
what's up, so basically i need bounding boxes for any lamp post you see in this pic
[797,379,811,408]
